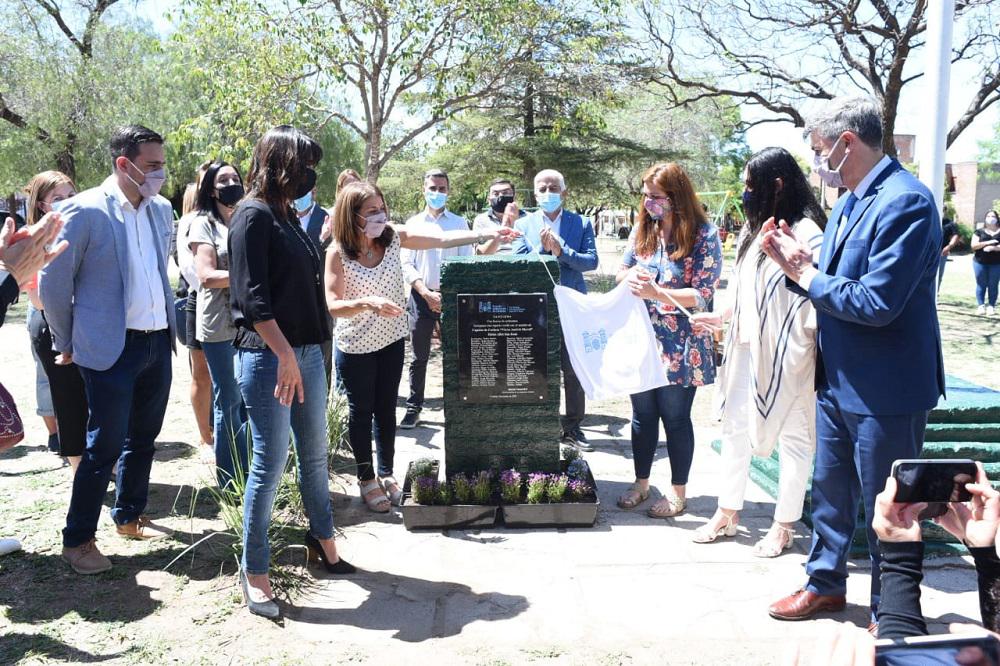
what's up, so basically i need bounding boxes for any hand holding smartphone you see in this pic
[891,459,978,521]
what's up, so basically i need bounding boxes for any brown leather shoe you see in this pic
[768,588,846,621]
[62,539,112,574]
[116,515,170,540]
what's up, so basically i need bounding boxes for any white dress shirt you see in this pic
[542,210,563,238]
[111,183,167,331]
[400,209,473,290]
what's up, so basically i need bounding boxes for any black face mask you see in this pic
[490,194,514,214]
[294,167,317,200]
[216,183,244,207]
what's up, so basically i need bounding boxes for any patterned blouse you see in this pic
[621,221,723,387]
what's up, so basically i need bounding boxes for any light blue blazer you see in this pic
[807,160,945,415]
[512,209,598,293]
[40,176,176,371]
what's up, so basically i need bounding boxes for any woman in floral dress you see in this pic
[615,162,722,518]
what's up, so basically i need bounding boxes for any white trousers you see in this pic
[717,345,816,523]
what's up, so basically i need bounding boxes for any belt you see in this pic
[126,328,164,336]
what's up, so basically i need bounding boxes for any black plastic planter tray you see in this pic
[400,461,499,530]
[500,463,600,528]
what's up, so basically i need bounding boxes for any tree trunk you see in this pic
[521,79,536,206]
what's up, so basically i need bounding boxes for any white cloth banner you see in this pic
[553,281,668,401]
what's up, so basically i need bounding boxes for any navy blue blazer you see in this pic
[807,160,945,415]
[302,204,329,254]
[512,209,598,293]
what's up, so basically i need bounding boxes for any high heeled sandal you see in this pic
[380,476,403,506]
[753,524,795,558]
[359,479,391,513]
[691,513,739,543]
[647,495,686,519]
[616,483,650,509]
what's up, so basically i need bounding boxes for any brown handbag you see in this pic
[0,382,24,452]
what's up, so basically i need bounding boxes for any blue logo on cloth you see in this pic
[582,329,608,353]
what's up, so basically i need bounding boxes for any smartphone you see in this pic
[891,459,977,503]
[876,633,1000,665]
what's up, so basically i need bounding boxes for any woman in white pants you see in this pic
[690,147,826,557]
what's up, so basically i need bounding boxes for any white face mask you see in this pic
[124,159,166,199]
[812,136,850,189]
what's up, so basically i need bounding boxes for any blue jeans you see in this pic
[238,344,333,575]
[974,261,1000,306]
[63,330,172,547]
[201,339,248,488]
[629,385,698,484]
[336,338,404,482]
[805,387,926,610]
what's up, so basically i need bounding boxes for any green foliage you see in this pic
[547,475,569,503]
[471,471,492,505]
[451,473,473,504]
[525,473,547,504]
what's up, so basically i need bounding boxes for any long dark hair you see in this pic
[195,161,242,227]
[738,147,827,265]
[245,125,322,216]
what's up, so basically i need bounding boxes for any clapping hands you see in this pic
[539,226,562,256]
[760,217,813,282]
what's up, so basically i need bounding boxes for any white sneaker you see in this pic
[978,305,987,315]
[989,306,996,316]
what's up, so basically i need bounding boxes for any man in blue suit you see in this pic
[762,97,945,628]
[513,169,599,449]
[41,125,176,574]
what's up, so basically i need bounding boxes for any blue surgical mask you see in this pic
[294,191,313,213]
[424,190,448,210]
[537,191,562,214]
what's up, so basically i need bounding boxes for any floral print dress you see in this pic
[621,221,723,387]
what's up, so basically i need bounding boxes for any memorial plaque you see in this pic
[457,293,547,403]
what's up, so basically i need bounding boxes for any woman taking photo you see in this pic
[689,147,825,556]
[972,209,1000,316]
[326,181,519,512]
[229,125,353,619]
[24,171,88,472]
[615,162,722,518]
[189,161,247,487]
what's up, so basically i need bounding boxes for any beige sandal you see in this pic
[753,524,794,558]
[381,476,403,506]
[359,479,390,513]
[616,483,650,509]
[647,495,686,519]
[692,513,738,543]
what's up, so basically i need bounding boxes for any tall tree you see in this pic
[0,0,124,181]
[639,0,1000,157]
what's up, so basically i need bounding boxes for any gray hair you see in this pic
[534,169,566,192]
[804,96,884,150]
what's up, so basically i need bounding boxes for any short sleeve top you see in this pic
[188,215,236,343]
[974,227,1000,265]
[620,221,723,386]
[335,233,409,354]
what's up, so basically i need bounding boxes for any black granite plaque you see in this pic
[457,293,548,403]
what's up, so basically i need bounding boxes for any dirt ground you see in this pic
[0,243,995,665]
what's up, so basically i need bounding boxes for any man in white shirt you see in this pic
[41,125,176,574]
[399,169,474,428]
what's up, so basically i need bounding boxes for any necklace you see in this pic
[282,210,322,285]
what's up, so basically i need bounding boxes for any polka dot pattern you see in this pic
[335,234,409,354]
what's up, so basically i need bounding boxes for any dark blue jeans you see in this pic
[63,330,172,547]
[336,338,405,482]
[629,384,698,484]
[974,261,1000,306]
[201,339,249,488]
